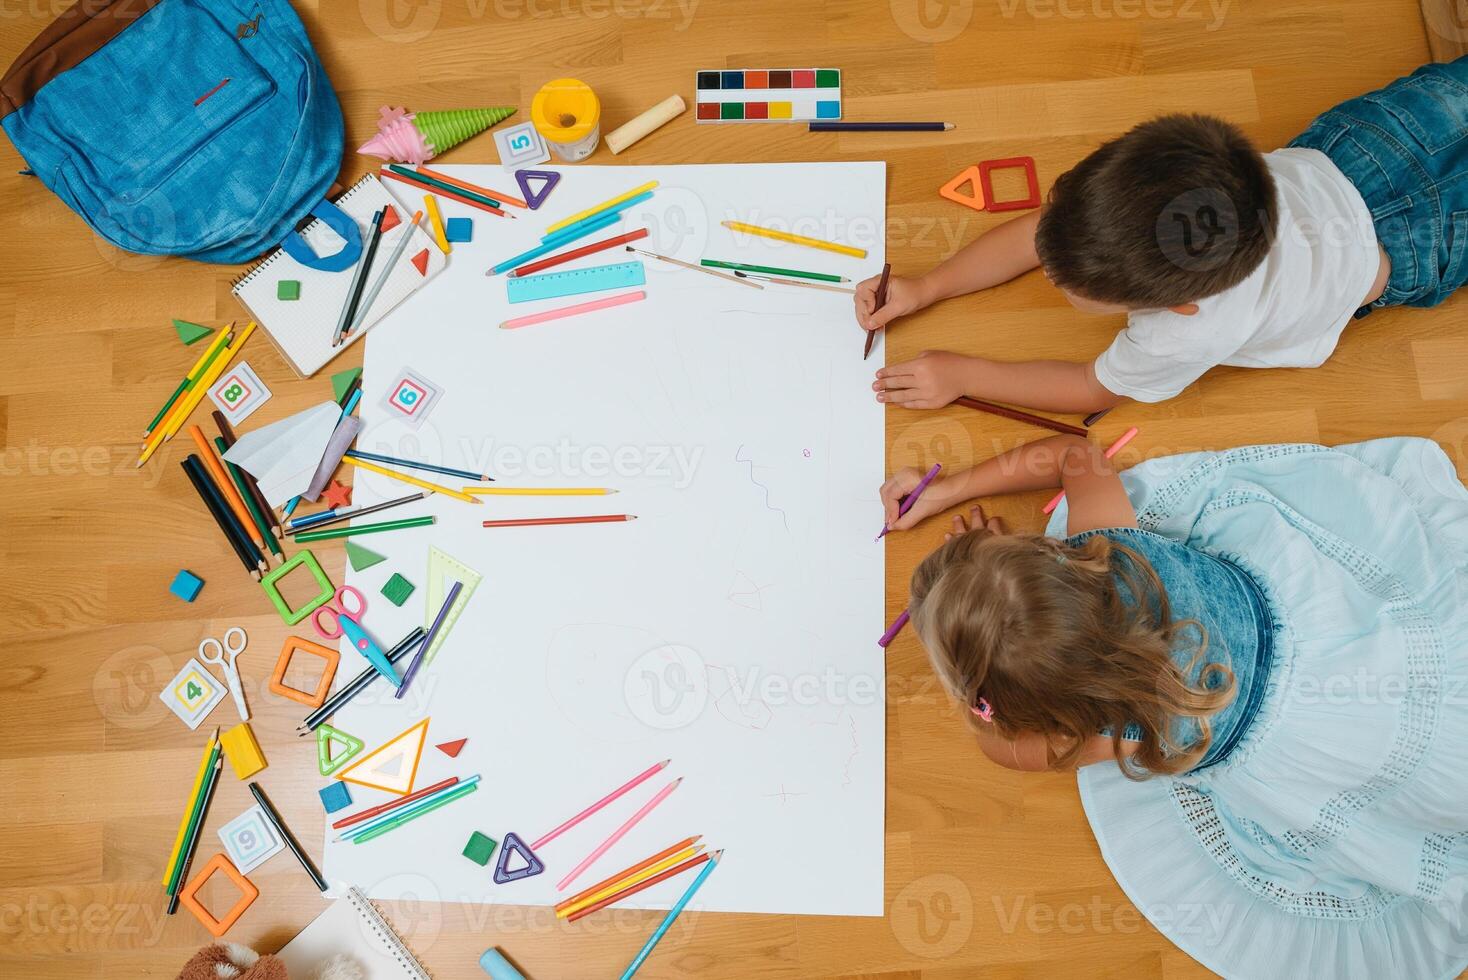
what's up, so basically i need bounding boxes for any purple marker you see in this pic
[395,580,462,699]
[878,462,942,540]
[878,609,910,648]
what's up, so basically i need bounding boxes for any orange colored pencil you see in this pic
[188,424,266,552]
[379,169,509,217]
[414,165,528,208]
[554,836,701,913]
[565,852,711,922]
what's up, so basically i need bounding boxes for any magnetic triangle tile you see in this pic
[173,319,214,345]
[345,540,386,572]
[492,831,544,883]
[436,738,467,758]
[317,723,365,776]
[422,547,483,666]
[379,204,401,233]
[939,165,987,213]
[330,366,363,403]
[335,718,429,795]
[411,248,430,275]
[514,169,560,210]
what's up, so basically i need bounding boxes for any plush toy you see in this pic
[175,943,363,980]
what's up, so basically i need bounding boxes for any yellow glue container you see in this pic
[531,78,601,162]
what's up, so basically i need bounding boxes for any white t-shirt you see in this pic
[1093,148,1379,403]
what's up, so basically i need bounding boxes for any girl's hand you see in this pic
[855,274,928,332]
[873,351,974,409]
[880,469,966,531]
[946,504,1007,540]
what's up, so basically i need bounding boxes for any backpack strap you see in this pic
[278,197,363,272]
[1,0,164,118]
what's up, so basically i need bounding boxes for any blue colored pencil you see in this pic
[540,191,653,245]
[337,774,482,841]
[345,450,491,483]
[488,211,622,276]
[618,852,722,980]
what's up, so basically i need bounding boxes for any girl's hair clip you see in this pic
[971,697,994,722]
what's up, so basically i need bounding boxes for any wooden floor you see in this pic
[0,1,1454,977]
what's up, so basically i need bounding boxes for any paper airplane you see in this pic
[223,402,342,507]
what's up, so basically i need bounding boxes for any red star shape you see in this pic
[321,480,353,509]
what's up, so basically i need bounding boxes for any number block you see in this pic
[380,368,443,429]
[159,657,226,729]
[494,121,550,170]
[207,360,271,423]
[218,804,284,873]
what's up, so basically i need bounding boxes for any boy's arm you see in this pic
[875,352,1123,414]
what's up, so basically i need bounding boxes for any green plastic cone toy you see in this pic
[415,107,517,156]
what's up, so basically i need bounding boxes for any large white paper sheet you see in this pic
[323,163,886,916]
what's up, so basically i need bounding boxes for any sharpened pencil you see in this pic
[298,627,425,733]
[624,246,761,288]
[345,449,491,483]
[482,514,636,528]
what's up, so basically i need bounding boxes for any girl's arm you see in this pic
[879,433,1137,534]
[977,726,1139,772]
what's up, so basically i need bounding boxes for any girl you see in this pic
[881,434,1468,978]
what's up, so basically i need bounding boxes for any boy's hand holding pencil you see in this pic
[854,272,929,333]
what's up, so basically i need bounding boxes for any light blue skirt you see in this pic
[1046,439,1468,979]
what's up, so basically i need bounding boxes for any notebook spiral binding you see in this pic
[231,175,380,291]
[346,885,434,979]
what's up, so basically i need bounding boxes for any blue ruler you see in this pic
[505,261,646,304]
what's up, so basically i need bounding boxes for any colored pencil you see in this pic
[163,729,218,887]
[952,396,1088,438]
[701,259,847,283]
[808,121,955,132]
[333,208,384,346]
[612,853,721,975]
[733,272,854,293]
[545,181,659,234]
[181,456,262,579]
[345,449,491,483]
[878,461,941,540]
[1042,427,1139,515]
[141,321,255,464]
[487,211,622,275]
[558,845,703,919]
[533,760,671,850]
[467,487,617,496]
[144,327,233,436]
[388,164,503,208]
[878,609,910,648]
[188,424,266,552]
[394,580,460,699]
[286,493,425,533]
[509,228,649,278]
[352,781,479,844]
[865,262,891,361]
[248,782,328,891]
[347,210,424,337]
[721,220,867,258]
[185,451,266,570]
[1083,407,1114,427]
[556,778,682,890]
[380,167,511,219]
[212,410,280,537]
[332,776,459,830]
[542,191,652,243]
[298,627,425,733]
[482,514,637,528]
[291,515,436,543]
[624,246,760,288]
[566,851,712,923]
[414,165,528,207]
[217,437,282,563]
[500,290,646,330]
[166,743,222,904]
[554,836,702,913]
[343,457,479,503]
[339,775,482,841]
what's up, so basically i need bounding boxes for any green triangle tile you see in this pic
[330,366,363,403]
[345,540,386,572]
[173,319,214,345]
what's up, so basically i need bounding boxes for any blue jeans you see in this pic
[1291,57,1468,310]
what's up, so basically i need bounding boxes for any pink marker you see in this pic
[878,609,910,647]
[879,462,941,540]
[499,290,645,330]
[1042,426,1140,515]
[532,759,669,851]
[556,778,682,891]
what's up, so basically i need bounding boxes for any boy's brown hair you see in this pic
[1035,114,1278,309]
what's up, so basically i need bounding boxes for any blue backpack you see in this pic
[0,0,343,264]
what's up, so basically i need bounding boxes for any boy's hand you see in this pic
[873,351,974,408]
[880,469,965,532]
[855,274,927,332]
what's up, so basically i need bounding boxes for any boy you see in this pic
[857,60,1467,413]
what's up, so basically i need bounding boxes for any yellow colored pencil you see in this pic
[139,321,255,466]
[343,457,480,504]
[721,220,867,259]
[424,194,451,254]
[142,326,234,437]
[558,845,703,919]
[464,487,618,496]
[545,181,660,234]
[163,729,217,886]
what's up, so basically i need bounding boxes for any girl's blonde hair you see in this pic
[909,528,1234,778]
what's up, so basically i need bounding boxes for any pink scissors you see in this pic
[312,586,400,685]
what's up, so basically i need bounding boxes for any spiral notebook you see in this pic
[232,174,447,378]
[275,886,433,979]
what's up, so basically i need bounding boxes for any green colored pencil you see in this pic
[353,782,479,843]
[292,515,436,543]
[216,437,282,562]
[166,740,222,897]
[142,329,233,436]
[386,164,502,209]
[699,259,847,283]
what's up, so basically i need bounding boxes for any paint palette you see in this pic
[695,69,841,123]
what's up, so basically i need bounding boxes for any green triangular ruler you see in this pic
[422,546,483,666]
[173,319,214,345]
[317,723,366,776]
[330,366,363,403]
[346,540,386,572]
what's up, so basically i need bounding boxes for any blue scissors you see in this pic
[311,586,400,685]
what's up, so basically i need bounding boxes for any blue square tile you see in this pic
[170,569,204,602]
[318,781,352,814]
[445,217,472,243]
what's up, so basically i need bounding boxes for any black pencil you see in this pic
[185,454,266,573]
[298,627,426,733]
[181,456,260,580]
[334,209,385,347]
[809,121,955,132]
[249,783,328,892]
[166,750,223,914]
[216,436,283,564]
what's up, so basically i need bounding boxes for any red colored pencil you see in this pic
[565,852,712,922]
[482,515,637,528]
[555,835,701,913]
[510,228,649,278]
[414,165,529,208]
[379,169,510,218]
[330,777,459,830]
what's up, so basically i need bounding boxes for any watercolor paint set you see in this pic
[694,69,842,123]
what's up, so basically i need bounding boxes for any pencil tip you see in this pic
[945,122,957,130]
